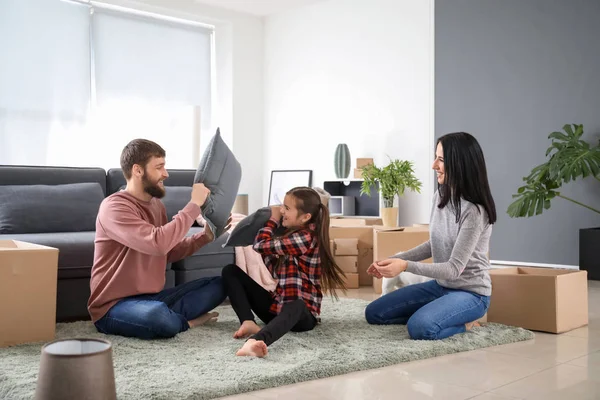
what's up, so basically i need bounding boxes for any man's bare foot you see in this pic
[188,312,219,328]
[236,339,268,358]
[465,321,481,331]
[233,320,261,339]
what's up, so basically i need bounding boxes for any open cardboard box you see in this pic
[488,267,588,334]
[0,240,59,347]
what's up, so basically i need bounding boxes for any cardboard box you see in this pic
[0,240,59,347]
[330,217,383,227]
[331,218,366,227]
[356,158,374,168]
[333,238,359,256]
[335,256,358,273]
[341,272,359,289]
[372,227,431,294]
[488,267,588,334]
[330,225,375,286]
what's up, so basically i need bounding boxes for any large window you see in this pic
[0,0,213,169]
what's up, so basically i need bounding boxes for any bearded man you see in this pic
[88,139,228,339]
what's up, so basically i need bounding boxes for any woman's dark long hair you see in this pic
[285,187,347,298]
[437,132,497,224]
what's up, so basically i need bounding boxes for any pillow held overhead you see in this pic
[194,128,242,238]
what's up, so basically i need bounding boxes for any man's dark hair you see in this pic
[120,139,166,180]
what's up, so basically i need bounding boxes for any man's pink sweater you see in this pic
[87,191,210,322]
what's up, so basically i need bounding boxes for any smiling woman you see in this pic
[365,132,497,341]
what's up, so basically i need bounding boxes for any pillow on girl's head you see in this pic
[194,128,242,238]
[223,207,272,247]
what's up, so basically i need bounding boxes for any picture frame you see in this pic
[268,170,313,206]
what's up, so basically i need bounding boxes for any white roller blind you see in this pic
[90,9,212,169]
[0,1,214,169]
[0,0,90,165]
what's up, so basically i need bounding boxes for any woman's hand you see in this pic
[367,262,383,279]
[270,206,282,221]
[374,259,408,278]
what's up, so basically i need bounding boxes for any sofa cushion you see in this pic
[0,232,177,280]
[0,231,96,277]
[0,165,107,195]
[161,186,192,221]
[224,207,272,247]
[0,183,104,234]
[193,128,241,239]
[171,229,234,271]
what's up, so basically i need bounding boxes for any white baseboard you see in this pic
[490,259,579,270]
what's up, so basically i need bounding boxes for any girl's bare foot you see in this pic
[465,321,481,331]
[236,339,268,358]
[188,312,219,328]
[233,320,261,339]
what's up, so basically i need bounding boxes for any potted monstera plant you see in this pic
[360,158,422,227]
[507,123,600,280]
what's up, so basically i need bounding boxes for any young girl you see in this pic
[365,132,497,340]
[221,187,346,357]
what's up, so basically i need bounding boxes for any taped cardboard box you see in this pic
[334,255,358,273]
[372,227,431,294]
[331,217,383,227]
[333,238,359,256]
[330,225,375,286]
[356,158,374,168]
[488,267,588,334]
[0,240,59,347]
[340,272,359,289]
[331,218,366,227]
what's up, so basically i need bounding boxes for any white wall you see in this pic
[100,0,265,213]
[263,0,434,224]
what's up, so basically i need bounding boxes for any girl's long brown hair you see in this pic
[286,187,347,298]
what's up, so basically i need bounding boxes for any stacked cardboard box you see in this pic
[330,222,376,286]
[354,158,374,179]
[330,238,359,288]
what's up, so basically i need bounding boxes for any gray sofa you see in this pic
[0,165,234,322]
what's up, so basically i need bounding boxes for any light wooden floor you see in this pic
[219,281,600,400]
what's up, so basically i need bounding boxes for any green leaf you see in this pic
[507,123,600,218]
[563,124,574,136]
[544,199,551,210]
[536,195,544,215]
[549,131,568,141]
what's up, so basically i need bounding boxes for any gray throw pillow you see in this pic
[0,183,104,234]
[194,128,242,238]
[223,207,272,247]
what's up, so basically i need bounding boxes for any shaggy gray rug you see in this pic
[0,298,534,400]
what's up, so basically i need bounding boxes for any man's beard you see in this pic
[142,173,166,199]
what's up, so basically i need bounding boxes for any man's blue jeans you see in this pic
[94,276,226,339]
[365,280,490,340]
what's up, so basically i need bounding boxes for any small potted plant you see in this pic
[360,158,422,227]
[507,123,600,279]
